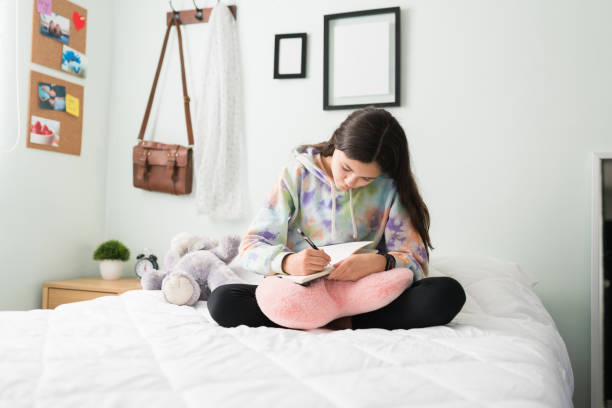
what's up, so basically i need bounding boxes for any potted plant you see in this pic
[93,240,130,280]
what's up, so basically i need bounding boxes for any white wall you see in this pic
[0,0,113,310]
[0,0,600,406]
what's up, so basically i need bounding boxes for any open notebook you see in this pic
[273,241,376,285]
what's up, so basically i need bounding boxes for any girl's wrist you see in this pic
[281,253,293,275]
[357,254,386,280]
[365,253,386,273]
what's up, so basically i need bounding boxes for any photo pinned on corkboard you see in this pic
[37,82,66,111]
[27,70,84,156]
[31,0,87,78]
[39,12,70,44]
[30,116,60,148]
[61,45,86,77]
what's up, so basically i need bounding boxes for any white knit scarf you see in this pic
[194,2,249,219]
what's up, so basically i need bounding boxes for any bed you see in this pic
[0,255,573,408]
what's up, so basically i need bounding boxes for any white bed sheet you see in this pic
[0,255,573,408]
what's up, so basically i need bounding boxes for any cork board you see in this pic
[31,0,87,77]
[27,70,84,156]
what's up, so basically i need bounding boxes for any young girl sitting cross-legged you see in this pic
[207,107,466,330]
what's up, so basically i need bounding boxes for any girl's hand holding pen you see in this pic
[282,227,331,276]
[281,248,331,276]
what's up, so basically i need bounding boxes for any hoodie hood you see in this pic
[293,145,357,240]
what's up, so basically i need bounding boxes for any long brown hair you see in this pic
[303,107,433,258]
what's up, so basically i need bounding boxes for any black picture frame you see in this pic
[323,7,401,110]
[274,33,307,79]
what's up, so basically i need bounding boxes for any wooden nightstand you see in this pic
[42,277,142,309]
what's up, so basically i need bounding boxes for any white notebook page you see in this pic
[319,241,374,266]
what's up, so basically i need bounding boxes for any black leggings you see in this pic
[207,277,466,330]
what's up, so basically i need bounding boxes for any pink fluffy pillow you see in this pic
[255,268,414,330]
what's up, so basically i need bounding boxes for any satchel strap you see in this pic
[138,17,194,145]
[173,18,194,146]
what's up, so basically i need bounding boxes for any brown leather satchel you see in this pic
[133,17,194,195]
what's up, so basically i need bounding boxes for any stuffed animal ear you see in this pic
[210,234,241,264]
[189,237,219,252]
[170,232,201,257]
[164,232,198,271]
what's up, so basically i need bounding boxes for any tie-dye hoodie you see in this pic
[238,145,429,280]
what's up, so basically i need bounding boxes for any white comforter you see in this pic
[0,255,573,408]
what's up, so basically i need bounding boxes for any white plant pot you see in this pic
[99,260,123,280]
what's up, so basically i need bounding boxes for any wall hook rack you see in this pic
[166,3,236,25]
[192,0,203,20]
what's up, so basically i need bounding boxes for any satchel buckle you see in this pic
[165,151,178,179]
[138,151,149,164]
[135,150,150,182]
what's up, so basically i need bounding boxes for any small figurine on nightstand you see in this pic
[134,249,159,279]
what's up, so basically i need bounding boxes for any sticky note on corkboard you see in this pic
[31,0,87,77]
[65,94,79,117]
[27,70,84,156]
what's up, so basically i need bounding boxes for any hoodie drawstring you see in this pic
[331,184,336,240]
[349,189,357,240]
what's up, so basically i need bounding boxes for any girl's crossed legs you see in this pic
[207,276,466,330]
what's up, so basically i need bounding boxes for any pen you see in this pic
[296,228,331,287]
[296,228,319,250]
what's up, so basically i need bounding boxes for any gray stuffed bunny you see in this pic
[141,232,245,306]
